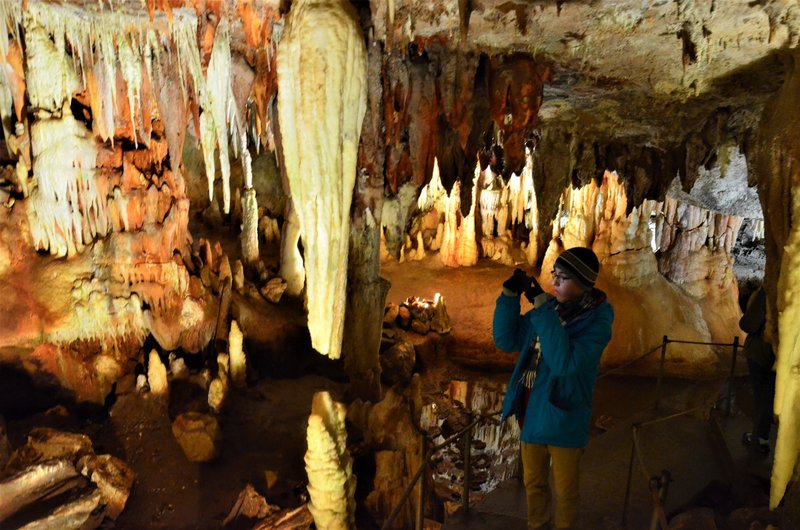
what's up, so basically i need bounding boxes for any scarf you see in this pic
[518,288,606,390]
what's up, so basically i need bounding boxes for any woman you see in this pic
[494,247,614,530]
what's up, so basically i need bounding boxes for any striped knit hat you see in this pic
[555,247,600,288]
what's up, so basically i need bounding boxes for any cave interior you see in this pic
[0,0,799,529]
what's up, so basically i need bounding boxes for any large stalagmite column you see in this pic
[751,51,800,512]
[277,0,367,359]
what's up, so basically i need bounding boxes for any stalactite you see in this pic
[279,201,305,296]
[204,19,234,214]
[276,0,367,359]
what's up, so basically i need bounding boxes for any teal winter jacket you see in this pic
[495,292,614,448]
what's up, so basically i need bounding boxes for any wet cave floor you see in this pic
[1,254,772,529]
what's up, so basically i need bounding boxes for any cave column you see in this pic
[750,50,800,513]
[342,40,389,402]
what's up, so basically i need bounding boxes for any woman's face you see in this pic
[552,266,587,303]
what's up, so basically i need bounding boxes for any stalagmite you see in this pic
[277,0,368,359]
[561,178,601,249]
[439,182,461,267]
[456,164,480,266]
[241,189,259,265]
[147,349,168,397]
[772,185,800,508]
[228,320,246,389]
[305,391,356,530]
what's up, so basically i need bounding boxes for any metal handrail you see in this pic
[599,335,741,412]
[598,344,664,379]
[620,335,743,528]
[381,409,502,530]
[384,335,744,529]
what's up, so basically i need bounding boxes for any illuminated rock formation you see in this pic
[228,320,246,389]
[542,172,726,376]
[749,53,800,509]
[276,0,367,358]
[305,391,356,530]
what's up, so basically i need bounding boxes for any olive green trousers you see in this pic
[520,442,583,530]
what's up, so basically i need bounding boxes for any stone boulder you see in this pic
[171,413,221,462]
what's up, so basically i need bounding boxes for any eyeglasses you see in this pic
[551,270,573,283]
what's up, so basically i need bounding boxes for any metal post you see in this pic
[726,336,739,416]
[415,434,428,530]
[654,336,668,410]
[648,469,672,530]
[621,425,638,527]
[463,413,473,515]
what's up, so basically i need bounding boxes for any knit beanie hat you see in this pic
[555,247,600,288]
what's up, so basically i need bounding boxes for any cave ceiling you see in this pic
[29,0,795,158]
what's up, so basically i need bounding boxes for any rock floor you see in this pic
[2,254,779,529]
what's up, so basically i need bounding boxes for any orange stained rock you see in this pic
[200,18,217,72]
[5,40,26,122]
[122,160,147,191]
[251,49,271,139]
[487,54,550,175]
[237,0,263,48]
[124,139,170,173]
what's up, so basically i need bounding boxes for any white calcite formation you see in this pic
[773,185,800,508]
[276,0,368,359]
[407,152,536,266]
[228,320,246,389]
[24,20,100,258]
[439,163,479,267]
[147,349,168,397]
[541,172,724,376]
[279,203,305,296]
[305,391,356,530]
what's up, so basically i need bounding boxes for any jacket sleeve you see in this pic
[493,293,529,352]
[530,304,614,376]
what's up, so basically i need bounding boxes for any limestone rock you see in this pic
[397,306,411,329]
[169,356,189,380]
[222,483,277,526]
[78,454,135,520]
[383,303,399,325]
[380,339,416,386]
[14,428,94,467]
[172,413,221,462]
[228,320,246,389]
[430,294,452,334]
[668,507,717,529]
[135,374,148,393]
[264,470,279,491]
[233,259,245,293]
[260,277,288,303]
[365,450,407,529]
[147,349,168,397]
[411,319,430,335]
[208,377,228,414]
[726,506,778,530]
